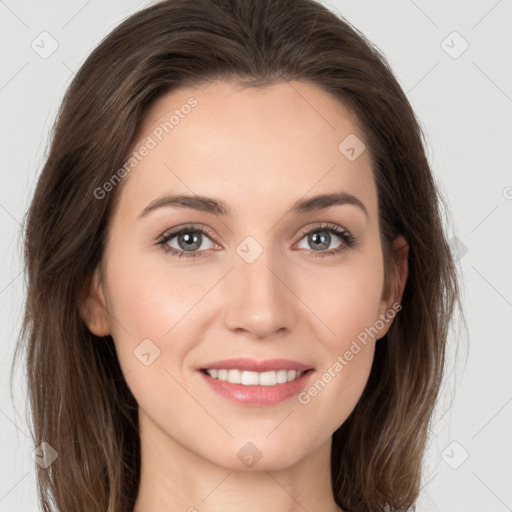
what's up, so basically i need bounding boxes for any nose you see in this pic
[222,247,297,340]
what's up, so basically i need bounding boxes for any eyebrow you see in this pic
[139,190,369,219]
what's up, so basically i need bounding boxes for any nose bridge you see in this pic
[222,235,295,337]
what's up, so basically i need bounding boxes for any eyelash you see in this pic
[156,222,359,260]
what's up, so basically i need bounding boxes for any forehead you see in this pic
[115,79,377,222]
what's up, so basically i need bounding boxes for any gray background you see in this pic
[1,0,511,510]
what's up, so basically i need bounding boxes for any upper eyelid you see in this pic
[160,223,219,244]
[297,223,348,237]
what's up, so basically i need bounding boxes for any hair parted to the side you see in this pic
[11,0,465,510]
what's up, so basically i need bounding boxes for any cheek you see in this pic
[102,254,206,432]
[293,249,385,349]
[105,248,216,339]
[291,249,383,410]
[103,248,225,392]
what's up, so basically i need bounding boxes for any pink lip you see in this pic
[198,369,314,406]
[199,357,313,372]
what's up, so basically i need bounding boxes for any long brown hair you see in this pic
[11,0,465,510]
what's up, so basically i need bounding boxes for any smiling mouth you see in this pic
[199,368,313,386]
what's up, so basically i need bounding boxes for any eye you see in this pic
[294,223,358,258]
[156,222,358,259]
[157,224,218,259]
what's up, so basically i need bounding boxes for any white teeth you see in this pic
[241,371,260,385]
[276,369,287,383]
[259,371,276,386]
[205,368,305,385]
[228,369,242,384]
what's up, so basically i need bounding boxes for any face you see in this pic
[81,79,407,471]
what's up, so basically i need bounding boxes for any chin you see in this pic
[204,436,310,472]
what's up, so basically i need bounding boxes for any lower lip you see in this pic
[198,369,314,406]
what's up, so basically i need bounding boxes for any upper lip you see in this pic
[199,358,313,372]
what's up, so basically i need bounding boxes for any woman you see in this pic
[12,0,463,510]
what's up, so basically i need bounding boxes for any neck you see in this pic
[133,408,343,512]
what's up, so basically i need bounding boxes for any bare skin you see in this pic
[80,79,408,512]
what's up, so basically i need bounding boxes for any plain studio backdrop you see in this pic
[1,1,511,510]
